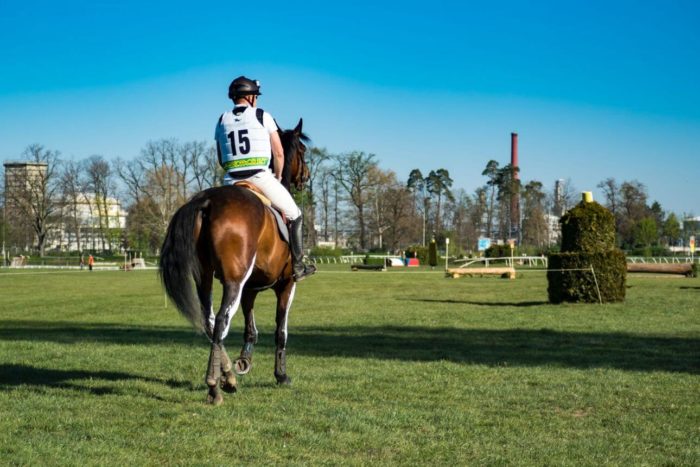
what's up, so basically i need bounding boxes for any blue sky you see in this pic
[1,0,698,214]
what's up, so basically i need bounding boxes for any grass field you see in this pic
[0,265,698,465]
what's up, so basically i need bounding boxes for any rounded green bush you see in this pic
[560,201,616,253]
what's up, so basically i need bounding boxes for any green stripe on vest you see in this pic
[223,157,270,171]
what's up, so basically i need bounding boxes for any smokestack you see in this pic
[511,132,519,179]
[510,132,520,241]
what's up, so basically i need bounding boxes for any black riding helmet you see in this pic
[228,76,261,99]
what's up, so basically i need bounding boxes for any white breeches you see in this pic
[224,169,301,221]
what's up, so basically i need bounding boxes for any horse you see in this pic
[159,119,310,405]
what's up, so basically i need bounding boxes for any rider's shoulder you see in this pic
[217,111,231,124]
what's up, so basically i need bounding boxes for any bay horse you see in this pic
[160,119,310,405]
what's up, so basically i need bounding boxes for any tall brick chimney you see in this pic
[510,132,520,239]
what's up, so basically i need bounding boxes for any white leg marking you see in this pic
[281,283,296,346]
[221,255,257,340]
[207,304,215,335]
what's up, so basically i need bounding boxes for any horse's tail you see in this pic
[160,190,211,332]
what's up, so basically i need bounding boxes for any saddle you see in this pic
[233,181,289,243]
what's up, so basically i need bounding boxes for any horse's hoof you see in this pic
[207,392,224,406]
[234,357,252,375]
[220,373,238,394]
[275,374,292,385]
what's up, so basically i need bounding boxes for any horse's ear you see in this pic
[294,118,303,135]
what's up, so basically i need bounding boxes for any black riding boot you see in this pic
[290,217,316,282]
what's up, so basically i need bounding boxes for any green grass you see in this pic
[0,266,698,465]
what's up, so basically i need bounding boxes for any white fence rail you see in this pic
[309,255,700,267]
[310,255,399,264]
[452,256,549,267]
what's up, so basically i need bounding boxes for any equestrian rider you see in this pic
[215,76,316,282]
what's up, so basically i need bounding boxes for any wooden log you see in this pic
[351,264,385,271]
[626,263,693,275]
[446,267,516,279]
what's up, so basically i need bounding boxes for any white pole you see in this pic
[445,237,450,271]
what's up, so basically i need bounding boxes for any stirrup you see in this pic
[293,264,316,282]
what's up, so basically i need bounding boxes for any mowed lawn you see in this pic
[0,266,698,465]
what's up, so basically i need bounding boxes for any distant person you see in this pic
[214,75,315,281]
[79,254,84,270]
[88,255,94,272]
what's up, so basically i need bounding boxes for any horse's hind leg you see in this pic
[196,264,238,393]
[206,279,247,405]
[196,268,215,340]
[273,279,297,385]
[219,345,237,394]
[234,288,259,375]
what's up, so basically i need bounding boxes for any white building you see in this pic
[50,194,128,252]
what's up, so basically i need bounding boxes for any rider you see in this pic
[215,76,316,282]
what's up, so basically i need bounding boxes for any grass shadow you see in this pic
[403,298,549,307]
[290,325,699,375]
[0,363,197,396]
[0,320,201,347]
[1,321,697,375]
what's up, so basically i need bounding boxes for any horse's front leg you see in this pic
[273,279,296,385]
[234,288,259,375]
[206,280,244,405]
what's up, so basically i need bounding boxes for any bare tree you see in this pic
[333,151,377,250]
[137,139,188,236]
[59,159,88,252]
[302,147,330,247]
[180,141,216,193]
[597,177,620,218]
[378,174,415,250]
[317,166,334,241]
[85,155,117,251]
[114,157,145,206]
[365,166,396,250]
[4,144,61,256]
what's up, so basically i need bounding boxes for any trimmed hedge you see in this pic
[548,199,626,304]
[547,251,627,303]
[560,201,616,253]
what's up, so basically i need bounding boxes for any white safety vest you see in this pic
[215,106,277,173]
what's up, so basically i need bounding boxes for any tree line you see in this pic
[2,142,219,256]
[1,142,692,257]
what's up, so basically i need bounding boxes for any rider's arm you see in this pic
[270,131,284,181]
[216,141,224,168]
